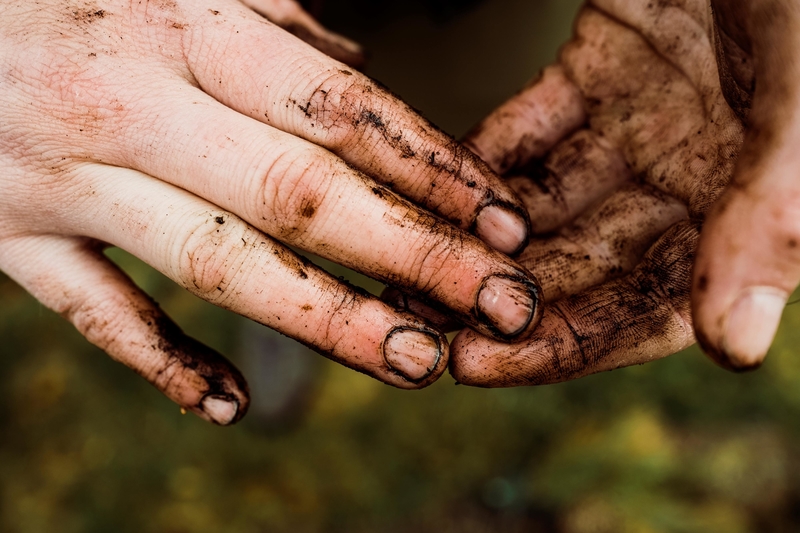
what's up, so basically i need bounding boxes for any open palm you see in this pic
[451,0,799,385]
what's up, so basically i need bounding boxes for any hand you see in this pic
[0,0,542,423]
[450,0,800,386]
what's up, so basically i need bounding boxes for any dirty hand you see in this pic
[0,0,542,424]
[449,0,800,385]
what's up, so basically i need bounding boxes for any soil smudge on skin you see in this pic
[508,222,699,386]
[300,204,316,218]
[287,72,527,231]
[137,306,249,423]
[72,8,106,22]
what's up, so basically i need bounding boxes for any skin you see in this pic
[448,0,800,386]
[0,0,545,424]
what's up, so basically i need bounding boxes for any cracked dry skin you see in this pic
[451,0,770,386]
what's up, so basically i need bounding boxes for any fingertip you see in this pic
[0,235,253,426]
[448,328,518,388]
[194,395,243,426]
[382,324,450,389]
[242,0,366,68]
[474,272,543,342]
[447,328,484,387]
[474,203,531,256]
[161,339,251,426]
[383,326,445,384]
[696,285,787,372]
[692,174,798,373]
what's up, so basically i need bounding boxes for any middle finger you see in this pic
[98,90,544,342]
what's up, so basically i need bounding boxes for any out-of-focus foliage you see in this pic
[3,0,800,531]
[4,253,800,533]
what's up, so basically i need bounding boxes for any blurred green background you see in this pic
[4,0,800,531]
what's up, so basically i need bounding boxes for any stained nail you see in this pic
[383,327,442,382]
[201,395,239,426]
[477,275,537,338]
[475,204,529,256]
[721,286,787,369]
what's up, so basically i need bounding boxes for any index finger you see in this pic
[451,222,698,386]
[182,2,530,255]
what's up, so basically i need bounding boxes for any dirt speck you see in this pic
[72,8,106,22]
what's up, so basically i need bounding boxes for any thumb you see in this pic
[693,0,800,370]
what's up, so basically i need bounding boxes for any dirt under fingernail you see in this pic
[383,327,442,382]
[201,395,239,426]
[476,275,537,338]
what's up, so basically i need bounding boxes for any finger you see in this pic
[507,129,633,234]
[381,287,461,332]
[181,5,531,255]
[693,0,800,370]
[521,184,687,301]
[463,65,587,176]
[0,234,249,425]
[240,0,366,68]
[105,93,542,341]
[384,186,688,350]
[53,164,449,388]
[451,222,698,387]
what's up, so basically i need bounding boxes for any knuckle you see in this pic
[177,212,251,299]
[23,53,117,129]
[62,291,130,352]
[321,284,363,348]
[400,230,463,295]
[260,146,332,241]
[293,69,381,147]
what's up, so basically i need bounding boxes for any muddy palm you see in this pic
[450,0,800,385]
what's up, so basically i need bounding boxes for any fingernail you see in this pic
[475,205,529,256]
[721,286,787,368]
[201,395,239,426]
[477,275,537,338]
[383,327,442,382]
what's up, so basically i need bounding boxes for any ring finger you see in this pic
[94,90,543,342]
[50,163,450,388]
